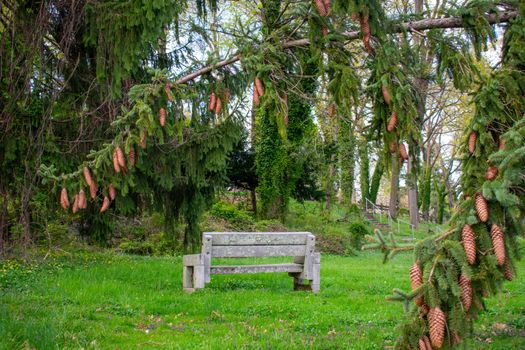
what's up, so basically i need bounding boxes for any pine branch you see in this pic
[175,9,517,85]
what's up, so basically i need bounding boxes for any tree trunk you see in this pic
[359,140,370,207]
[250,189,257,215]
[407,156,419,229]
[389,156,399,219]
[369,153,384,204]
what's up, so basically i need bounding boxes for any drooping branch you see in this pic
[175,10,517,85]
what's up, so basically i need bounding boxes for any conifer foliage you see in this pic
[386,4,525,348]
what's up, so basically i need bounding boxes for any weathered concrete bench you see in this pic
[183,232,320,293]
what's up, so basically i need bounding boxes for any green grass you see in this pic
[1,250,523,349]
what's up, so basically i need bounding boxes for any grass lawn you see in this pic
[1,249,524,349]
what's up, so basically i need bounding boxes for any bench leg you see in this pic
[311,253,320,294]
[193,264,205,289]
[183,265,194,292]
[183,254,206,293]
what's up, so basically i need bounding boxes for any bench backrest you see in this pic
[202,232,315,258]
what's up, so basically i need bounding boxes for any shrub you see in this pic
[209,201,254,230]
[348,222,372,250]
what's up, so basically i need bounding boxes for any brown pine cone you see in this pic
[323,0,331,14]
[164,83,173,101]
[255,77,264,97]
[321,26,329,37]
[503,261,513,281]
[116,147,126,168]
[140,129,147,149]
[128,148,136,167]
[499,138,506,150]
[399,143,409,160]
[420,304,430,317]
[419,337,431,350]
[60,188,70,210]
[459,273,472,312]
[215,97,222,114]
[159,107,166,126]
[387,111,397,132]
[428,307,446,349]
[315,0,327,16]
[253,88,260,106]
[485,166,498,181]
[410,262,424,306]
[468,131,477,154]
[490,223,505,266]
[78,189,87,209]
[108,184,116,201]
[381,85,391,105]
[83,167,93,187]
[475,193,489,222]
[359,15,374,54]
[208,92,217,111]
[100,196,110,213]
[72,194,79,213]
[389,141,398,154]
[89,182,97,200]
[112,150,121,173]
[462,224,476,265]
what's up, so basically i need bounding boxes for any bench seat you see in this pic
[210,263,304,274]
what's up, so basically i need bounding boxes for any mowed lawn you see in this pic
[1,251,524,349]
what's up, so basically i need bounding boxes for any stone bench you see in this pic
[183,232,320,293]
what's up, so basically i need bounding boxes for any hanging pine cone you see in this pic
[389,141,398,154]
[253,88,260,106]
[420,303,430,317]
[164,83,173,101]
[209,92,217,111]
[60,188,70,210]
[410,262,424,306]
[499,139,506,150]
[72,194,79,214]
[128,147,136,167]
[503,261,513,281]
[78,189,87,209]
[428,307,446,349]
[475,193,489,222]
[108,183,116,201]
[315,0,327,16]
[387,111,398,132]
[459,273,472,312]
[83,167,93,187]
[381,85,391,105]
[399,143,409,160]
[116,147,126,168]
[418,335,432,350]
[100,196,110,213]
[255,77,264,97]
[321,26,328,37]
[462,224,476,265]
[140,129,147,149]
[359,15,374,54]
[89,182,97,200]
[485,166,498,181]
[159,107,166,126]
[468,131,477,154]
[490,223,505,266]
[112,150,121,173]
[215,97,222,114]
[323,0,331,14]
